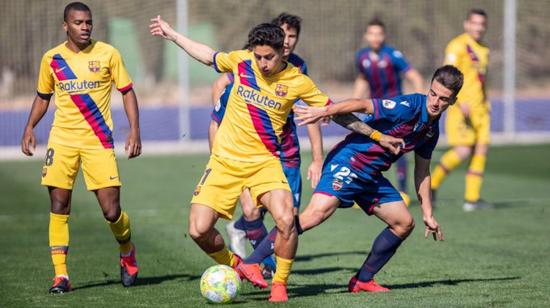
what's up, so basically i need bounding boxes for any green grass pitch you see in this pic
[1,144,549,307]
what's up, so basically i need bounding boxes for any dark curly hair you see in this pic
[272,12,302,35]
[247,23,285,51]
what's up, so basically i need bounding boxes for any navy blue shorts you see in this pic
[314,159,403,215]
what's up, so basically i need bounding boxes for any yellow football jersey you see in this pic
[444,33,489,106]
[37,40,133,149]
[212,50,331,162]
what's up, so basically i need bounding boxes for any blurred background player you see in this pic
[353,18,424,205]
[150,17,332,302]
[20,2,141,293]
[240,65,462,293]
[430,9,492,211]
[209,13,324,277]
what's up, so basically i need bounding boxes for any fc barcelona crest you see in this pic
[88,60,100,72]
[275,84,288,97]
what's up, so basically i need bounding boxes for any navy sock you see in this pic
[396,156,408,193]
[357,228,403,282]
[243,217,267,249]
[233,215,246,231]
[245,227,276,264]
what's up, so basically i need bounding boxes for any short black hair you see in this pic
[431,65,464,98]
[64,2,91,22]
[467,8,487,20]
[272,12,302,35]
[367,18,386,31]
[247,23,285,51]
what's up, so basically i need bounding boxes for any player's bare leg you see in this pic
[95,187,138,287]
[189,203,241,268]
[48,187,72,294]
[298,193,340,231]
[350,201,413,293]
[257,189,295,302]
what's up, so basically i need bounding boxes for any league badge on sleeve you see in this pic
[382,99,396,109]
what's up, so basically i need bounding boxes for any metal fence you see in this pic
[1,0,549,150]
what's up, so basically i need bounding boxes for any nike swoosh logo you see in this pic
[109,176,118,180]
[55,67,66,73]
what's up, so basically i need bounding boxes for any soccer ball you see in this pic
[200,265,241,303]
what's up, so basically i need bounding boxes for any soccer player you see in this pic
[353,18,424,203]
[209,13,324,273]
[150,17,331,302]
[430,9,492,211]
[239,65,463,294]
[20,2,140,293]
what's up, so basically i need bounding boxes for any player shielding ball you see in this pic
[21,2,141,293]
[209,14,323,276]
[150,16,331,302]
[239,65,463,294]
[431,9,493,211]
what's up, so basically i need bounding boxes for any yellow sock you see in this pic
[49,213,69,278]
[465,154,486,202]
[208,247,236,267]
[431,149,463,189]
[108,211,132,255]
[272,256,294,285]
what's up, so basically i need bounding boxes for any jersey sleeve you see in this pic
[211,83,231,124]
[212,50,243,73]
[36,54,54,99]
[392,49,411,74]
[415,128,439,159]
[110,48,133,93]
[371,94,411,122]
[444,39,463,66]
[298,76,332,107]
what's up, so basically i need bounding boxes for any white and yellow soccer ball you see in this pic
[200,265,241,303]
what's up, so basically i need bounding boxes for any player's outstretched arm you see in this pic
[294,98,373,125]
[21,95,50,156]
[149,15,215,66]
[414,154,444,241]
[122,89,141,159]
[306,122,323,188]
[294,100,404,155]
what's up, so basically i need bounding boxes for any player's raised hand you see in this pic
[423,216,444,241]
[293,105,329,126]
[125,131,142,159]
[379,134,405,155]
[149,15,176,41]
[21,127,36,156]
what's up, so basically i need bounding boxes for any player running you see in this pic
[209,14,323,274]
[21,2,141,293]
[353,18,424,204]
[431,9,493,211]
[150,17,331,302]
[238,65,463,294]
